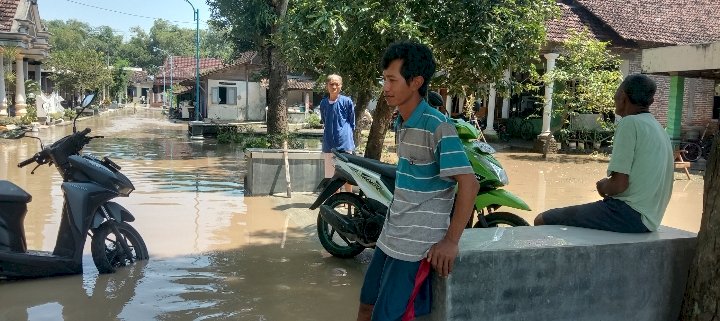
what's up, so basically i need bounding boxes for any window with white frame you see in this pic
[211,83,237,105]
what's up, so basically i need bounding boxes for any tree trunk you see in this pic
[265,0,289,136]
[265,45,288,135]
[364,95,393,160]
[353,90,371,149]
[681,136,720,321]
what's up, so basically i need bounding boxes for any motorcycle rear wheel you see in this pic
[317,192,366,258]
[474,212,530,228]
[91,221,149,274]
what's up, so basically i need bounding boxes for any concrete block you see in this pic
[244,148,324,195]
[429,226,697,321]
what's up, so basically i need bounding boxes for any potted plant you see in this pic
[591,130,602,149]
[568,131,578,150]
[577,131,587,151]
[556,128,570,151]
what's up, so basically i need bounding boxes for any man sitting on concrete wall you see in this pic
[535,74,674,233]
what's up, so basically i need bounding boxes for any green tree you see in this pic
[47,49,112,101]
[110,59,131,102]
[208,0,290,136]
[545,29,623,127]
[280,0,422,158]
[44,19,93,52]
[419,0,556,93]
[280,0,556,159]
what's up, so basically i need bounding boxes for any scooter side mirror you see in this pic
[73,93,97,133]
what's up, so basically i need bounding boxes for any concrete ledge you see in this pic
[429,226,697,321]
[244,148,324,195]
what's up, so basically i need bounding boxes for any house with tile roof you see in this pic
[0,0,50,118]
[175,51,316,122]
[538,0,720,143]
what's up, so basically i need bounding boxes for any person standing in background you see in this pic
[320,74,355,193]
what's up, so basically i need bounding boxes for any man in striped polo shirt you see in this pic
[357,41,480,321]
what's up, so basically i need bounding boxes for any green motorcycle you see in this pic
[309,118,530,258]
[453,118,531,228]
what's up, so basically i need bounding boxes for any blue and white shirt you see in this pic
[320,95,355,153]
[377,100,474,262]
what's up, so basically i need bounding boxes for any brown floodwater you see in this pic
[0,109,705,321]
[0,110,365,321]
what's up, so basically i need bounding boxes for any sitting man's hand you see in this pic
[596,177,609,198]
[427,238,459,278]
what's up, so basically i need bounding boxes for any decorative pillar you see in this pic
[484,83,498,135]
[135,85,141,103]
[0,54,7,117]
[458,95,465,115]
[14,55,27,117]
[23,60,29,82]
[540,53,559,136]
[444,91,452,117]
[501,69,511,119]
[303,91,310,111]
[667,75,685,146]
[35,63,42,90]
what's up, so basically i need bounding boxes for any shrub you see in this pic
[304,113,323,129]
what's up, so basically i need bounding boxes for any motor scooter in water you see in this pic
[0,94,149,279]
[309,119,531,258]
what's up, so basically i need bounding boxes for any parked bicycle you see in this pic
[680,122,715,162]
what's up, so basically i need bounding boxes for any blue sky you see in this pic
[38,0,213,35]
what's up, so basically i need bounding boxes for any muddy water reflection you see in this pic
[0,110,363,321]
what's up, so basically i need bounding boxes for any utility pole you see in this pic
[184,0,201,121]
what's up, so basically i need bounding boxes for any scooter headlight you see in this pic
[475,154,509,186]
[488,161,509,185]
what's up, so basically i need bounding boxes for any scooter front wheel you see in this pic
[475,212,530,228]
[91,221,149,274]
[317,193,366,258]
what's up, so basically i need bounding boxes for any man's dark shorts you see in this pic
[540,198,650,233]
[360,248,431,321]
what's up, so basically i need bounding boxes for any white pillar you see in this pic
[484,83,498,135]
[458,95,465,115]
[501,69,511,119]
[303,91,310,111]
[15,55,27,117]
[23,60,28,81]
[35,63,42,90]
[444,92,452,117]
[135,85,141,103]
[541,53,559,136]
[0,55,6,116]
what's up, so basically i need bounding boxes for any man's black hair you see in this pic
[427,91,444,108]
[621,74,656,108]
[381,41,436,97]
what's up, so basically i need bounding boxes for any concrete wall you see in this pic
[427,226,696,321]
[244,149,324,195]
[620,50,717,131]
[642,42,720,75]
[206,79,266,121]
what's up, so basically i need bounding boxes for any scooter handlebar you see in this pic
[17,156,36,168]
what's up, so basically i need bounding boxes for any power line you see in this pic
[62,0,208,25]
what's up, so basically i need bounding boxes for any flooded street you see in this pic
[0,110,364,321]
[0,110,705,321]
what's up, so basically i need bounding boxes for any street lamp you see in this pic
[184,0,201,121]
[154,47,174,109]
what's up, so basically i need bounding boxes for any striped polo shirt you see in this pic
[377,100,474,262]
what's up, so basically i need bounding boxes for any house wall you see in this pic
[206,79,266,121]
[621,50,716,133]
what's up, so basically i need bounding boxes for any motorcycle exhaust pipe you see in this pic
[319,205,358,237]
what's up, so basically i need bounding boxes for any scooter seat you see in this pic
[0,180,31,203]
[342,153,397,179]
